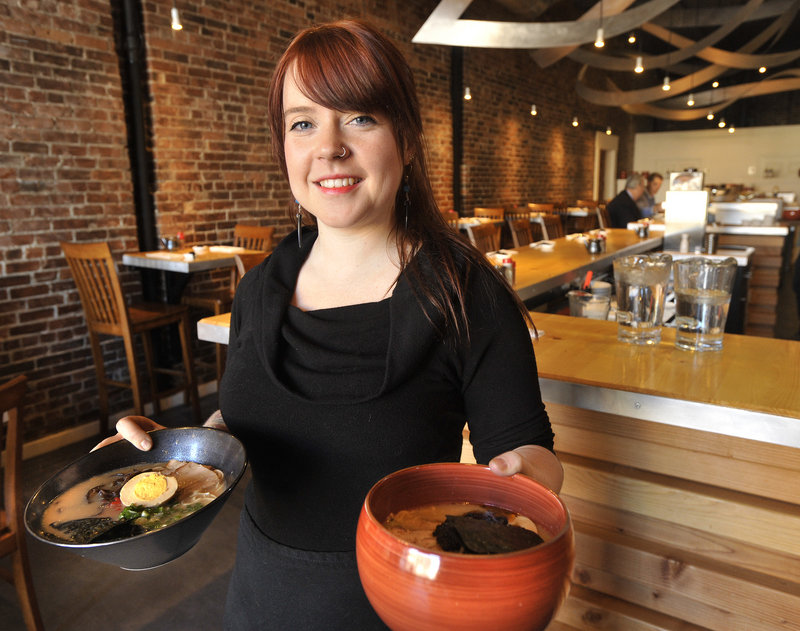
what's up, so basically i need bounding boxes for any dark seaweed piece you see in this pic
[50,517,121,544]
[433,510,544,554]
[91,520,146,542]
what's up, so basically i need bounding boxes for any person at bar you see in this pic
[636,172,663,218]
[95,19,562,630]
[607,173,646,228]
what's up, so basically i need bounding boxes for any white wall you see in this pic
[633,125,800,202]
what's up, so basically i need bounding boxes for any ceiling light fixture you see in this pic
[627,32,636,44]
[706,111,715,120]
[718,118,726,128]
[712,81,720,88]
[530,104,538,116]
[662,75,671,91]
[687,93,695,107]
[728,126,736,134]
[758,66,767,73]
[605,126,612,135]
[594,27,605,48]
[572,116,579,127]
[171,4,183,30]
[463,86,472,100]
[634,56,644,73]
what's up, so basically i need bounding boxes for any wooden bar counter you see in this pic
[532,314,800,630]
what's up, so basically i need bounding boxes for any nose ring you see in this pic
[336,146,347,159]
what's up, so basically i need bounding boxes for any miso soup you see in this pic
[383,502,546,554]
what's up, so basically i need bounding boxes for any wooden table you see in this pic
[531,313,800,630]
[511,228,663,301]
[122,245,262,274]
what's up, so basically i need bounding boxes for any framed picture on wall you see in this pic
[669,171,704,191]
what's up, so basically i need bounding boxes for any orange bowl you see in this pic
[356,463,574,631]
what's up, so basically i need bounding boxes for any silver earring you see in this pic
[403,175,410,230]
[295,199,302,248]
[337,146,347,158]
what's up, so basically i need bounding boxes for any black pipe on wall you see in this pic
[451,47,464,215]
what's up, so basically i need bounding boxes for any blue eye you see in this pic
[289,120,312,131]
[352,115,376,126]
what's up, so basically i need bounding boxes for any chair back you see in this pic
[540,214,565,239]
[474,207,505,221]
[1,374,44,630]
[576,199,599,209]
[442,210,459,230]
[527,203,555,213]
[507,218,535,248]
[1,375,26,537]
[234,251,270,280]
[233,224,275,251]
[597,204,612,229]
[466,223,501,253]
[61,242,130,337]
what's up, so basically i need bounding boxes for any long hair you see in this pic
[267,20,532,340]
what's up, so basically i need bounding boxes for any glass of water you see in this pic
[613,254,673,345]
[674,257,737,351]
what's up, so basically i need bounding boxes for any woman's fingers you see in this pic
[90,416,166,452]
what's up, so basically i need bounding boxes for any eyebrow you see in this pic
[283,106,315,117]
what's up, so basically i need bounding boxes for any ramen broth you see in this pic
[383,502,547,553]
[41,459,225,543]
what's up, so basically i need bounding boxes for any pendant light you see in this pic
[634,56,644,73]
[463,87,472,100]
[605,126,612,135]
[706,111,715,121]
[662,75,671,91]
[171,4,183,30]
[594,1,604,48]
[687,93,695,107]
[530,104,538,116]
[572,116,579,127]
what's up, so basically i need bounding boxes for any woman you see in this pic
[104,19,562,629]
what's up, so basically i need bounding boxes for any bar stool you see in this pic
[0,375,44,631]
[182,224,274,382]
[61,242,200,434]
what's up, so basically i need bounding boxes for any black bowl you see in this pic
[25,427,247,570]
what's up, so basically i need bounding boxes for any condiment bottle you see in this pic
[679,233,690,253]
[502,256,515,285]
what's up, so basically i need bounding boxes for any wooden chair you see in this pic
[232,224,275,250]
[61,242,200,433]
[183,224,274,381]
[234,251,270,278]
[0,375,44,631]
[466,223,501,253]
[597,204,612,229]
[474,207,505,221]
[507,218,540,248]
[539,214,565,240]
[442,210,460,230]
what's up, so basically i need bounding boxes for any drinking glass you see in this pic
[673,257,737,351]
[613,253,672,345]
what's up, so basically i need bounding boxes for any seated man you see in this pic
[637,172,664,218]
[607,174,646,228]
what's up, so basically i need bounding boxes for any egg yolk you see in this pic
[131,473,168,502]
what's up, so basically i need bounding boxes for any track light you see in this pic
[171,5,183,30]
[634,56,644,73]
[687,93,695,107]
[463,87,472,100]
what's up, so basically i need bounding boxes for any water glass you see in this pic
[673,257,737,351]
[567,290,610,320]
[613,253,672,345]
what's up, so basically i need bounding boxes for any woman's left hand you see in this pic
[489,444,564,493]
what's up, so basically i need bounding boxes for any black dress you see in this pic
[220,230,553,629]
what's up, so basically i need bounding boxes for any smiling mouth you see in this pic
[317,177,361,189]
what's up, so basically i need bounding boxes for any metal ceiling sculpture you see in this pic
[412,0,800,119]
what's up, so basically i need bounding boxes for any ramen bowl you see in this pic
[25,427,247,570]
[356,463,574,631]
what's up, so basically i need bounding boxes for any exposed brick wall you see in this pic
[2,0,641,444]
[1,0,143,440]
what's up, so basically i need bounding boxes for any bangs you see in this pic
[291,32,394,116]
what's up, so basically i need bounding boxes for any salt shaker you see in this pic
[679,233,690,253]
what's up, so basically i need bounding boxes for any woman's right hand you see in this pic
[91,416,166,452]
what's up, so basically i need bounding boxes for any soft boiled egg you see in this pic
[119,471,178,508]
